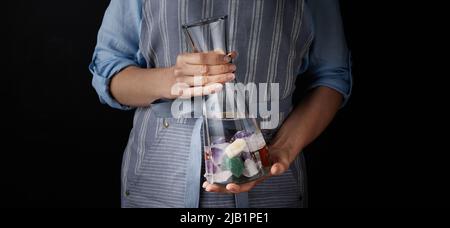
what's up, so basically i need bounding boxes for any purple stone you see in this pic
[235,130,253,138]
[211,146,225,164]
[232,130,253,141]
[206,160,218,174]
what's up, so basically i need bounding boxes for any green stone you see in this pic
[223,156,245,178]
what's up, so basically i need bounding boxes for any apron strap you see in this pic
[185,117,204,208]
[235,193,249,208]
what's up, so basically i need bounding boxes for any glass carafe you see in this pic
[183,16,272,185]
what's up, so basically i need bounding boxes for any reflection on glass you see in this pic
[183,16,272,185]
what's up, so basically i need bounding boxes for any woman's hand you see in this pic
[110,51,237,107]
[165,51,237,99]
[202,87,343,194]
[202,142,298,194]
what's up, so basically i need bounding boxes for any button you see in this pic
[125,190,130,197]
[163,118,170,128]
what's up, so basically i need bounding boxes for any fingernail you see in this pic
[228,74,235,80]
[224,56,231,62]
[202,182,208,188]
[272,167,282,176]
[230,65,237,71]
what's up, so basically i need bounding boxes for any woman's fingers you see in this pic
[179,52,232,65]
[268,146,294,176]
[202,182,235,194]
[202,162,287,194]
[176,83,223,99]
[171,74,234,98]
[171,51,238,99]
[175,63,236,76]
[201,144,295,194]
[226,182,256,194]
[175,73,235,87]
[202,177,268,194]
[204,183,230,193]
[270,162,289,176]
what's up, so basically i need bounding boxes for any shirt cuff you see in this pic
[307,77,352,108]
[307,54,353,108]
[89,59,137,110]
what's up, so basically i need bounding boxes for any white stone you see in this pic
[243,159,260,177]
[213,171,233,183]
[225,138,247,158]
[246,133,266,152]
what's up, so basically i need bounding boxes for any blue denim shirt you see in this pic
[89,0,352,110]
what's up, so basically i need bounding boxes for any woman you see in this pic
[89,0,352,208]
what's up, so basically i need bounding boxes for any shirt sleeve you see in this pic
[88,0,145,110]
[303,0,353,107]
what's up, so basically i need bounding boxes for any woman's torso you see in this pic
[122,0,313,208]
[139,0,314,101]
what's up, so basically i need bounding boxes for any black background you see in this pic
[2,0,446,208]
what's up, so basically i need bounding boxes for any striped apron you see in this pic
[122,0,313,208]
